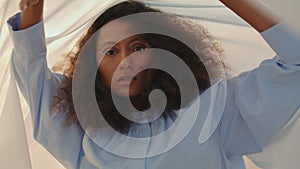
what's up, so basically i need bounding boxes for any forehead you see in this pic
[96,20,141,45]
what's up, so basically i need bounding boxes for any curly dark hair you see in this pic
[51,0,227,134]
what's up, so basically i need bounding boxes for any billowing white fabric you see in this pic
[0,59,31,169]
[0,1,31,169]
[0,0,300,169]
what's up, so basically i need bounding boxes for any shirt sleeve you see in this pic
[261,22,300,65]
[220,22,300,157]
[7,12,21,31]
[7,17,84,169]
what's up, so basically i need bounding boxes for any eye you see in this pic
[135,45,146,51]
[99,46,118,56]
[130,41,151,52]
[106,49,118,56]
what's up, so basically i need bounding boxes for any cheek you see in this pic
[98,59,119,85]
[135,71,148,87]
[133,52,152,69]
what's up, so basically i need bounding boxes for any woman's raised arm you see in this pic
[19,0,44,30]
[218,0,300,162]
[220,0,279,32]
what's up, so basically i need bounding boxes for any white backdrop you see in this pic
[0,0,299,169]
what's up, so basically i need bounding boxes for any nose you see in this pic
[119,48,134,70]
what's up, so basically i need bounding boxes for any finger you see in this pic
[32,0,39,5]
[19,0,27,11]
[19,0,40,11]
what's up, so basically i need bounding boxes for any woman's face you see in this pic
[96,20,152,97]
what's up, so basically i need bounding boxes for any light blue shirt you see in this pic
[7,14,300,169]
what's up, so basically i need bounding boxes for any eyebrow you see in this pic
[128,37,148,44]
[98,37,148,49]
[98,41,116,49]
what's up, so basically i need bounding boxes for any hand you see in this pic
[19,0,39,11]
[219,0,279,32]
[19,0,43,30]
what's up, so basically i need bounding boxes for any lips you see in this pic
[117,75,137,86]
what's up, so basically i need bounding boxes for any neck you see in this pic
[112,94,149,112]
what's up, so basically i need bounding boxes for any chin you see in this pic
[111,88,141,98]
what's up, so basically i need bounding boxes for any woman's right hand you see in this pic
[19,0,40,11]
[19,0,44,30]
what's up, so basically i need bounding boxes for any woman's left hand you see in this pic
[219,0,279,32]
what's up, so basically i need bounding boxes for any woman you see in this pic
[8,0,300,169]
